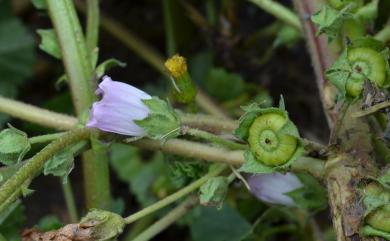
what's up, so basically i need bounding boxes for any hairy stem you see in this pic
[131,197,198,241]
[0,128,92,212]
[131,138,325,179]
[124,165,226,224]
[182,126,246,150]
[46,0,111,209]
[248,0,302,31]
[0,96,77,130]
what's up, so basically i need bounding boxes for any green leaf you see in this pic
[0,126,30,165]
[43,149,74,184]
[135,97,180,140]
[286,173,328,211]
[189,204,252,241]
[80,209,125,241]
[36,215,63,231]
[166,154,208,187]
[362,225,390,240]
[31,0,47,9]
[95,58,127,79]
[199,176,229,209]
[203,68,245,101]
[37,29,61,59]
[311,5,352,41]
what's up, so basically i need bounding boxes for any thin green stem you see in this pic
[46,0,111,210]
[206,0,217,26]
[61,180,78,222]
[182,127,246,150]
[124,164,226,224]
[163,0,176,56]
[375,24,390,43]
[248,0,302,31]
[0,128,92,212]
[180,113,237,133]
[86,0,100,54]
[123,216,155,241]
[131,197,197,241]
[132,138,325,179]
[29,132,66,145]
[0,96,77,130]
[132,138,244,165]
[0,95,235,134]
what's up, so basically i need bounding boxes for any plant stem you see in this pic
[46,0,111,210]
[123,216,155,241]
[0,96,77,130]
[131,197,197,241]
[0,96,325,178]
[132,138,244,165]
[86,0,99,54]
[124,164,226,224]
[182,126,246,150]
[131,138,325,179]
[352,100,390,118]
[163,0,176,56]
[0,96,234,133]
[180,113,237,132]
[375,24,390,43]
[248,0,302,31]
[0,128,92,212]
[61,180,78,222]
[29,132,66,145]
[46,0,94,113]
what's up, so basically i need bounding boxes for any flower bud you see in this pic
[165,54,197,104]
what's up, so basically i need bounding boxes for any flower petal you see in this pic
[87,76,151,136]
[247,172,303,206]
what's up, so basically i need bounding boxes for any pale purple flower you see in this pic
[247,172,303,206]
[87,76,151,136]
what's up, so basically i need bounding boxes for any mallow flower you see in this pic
[87,76,151,136]
[247,172,303,206]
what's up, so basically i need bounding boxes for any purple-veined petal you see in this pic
[247,172,303,206]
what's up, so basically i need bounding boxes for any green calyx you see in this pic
[248,113,298,166]
[235,100,303,173]
[326,38,390,99]
[362,182,390,237]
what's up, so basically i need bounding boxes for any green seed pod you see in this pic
[345,47,387,97]
[363,183,390,232]
[248,113,298,166]
[165,54,197,104]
